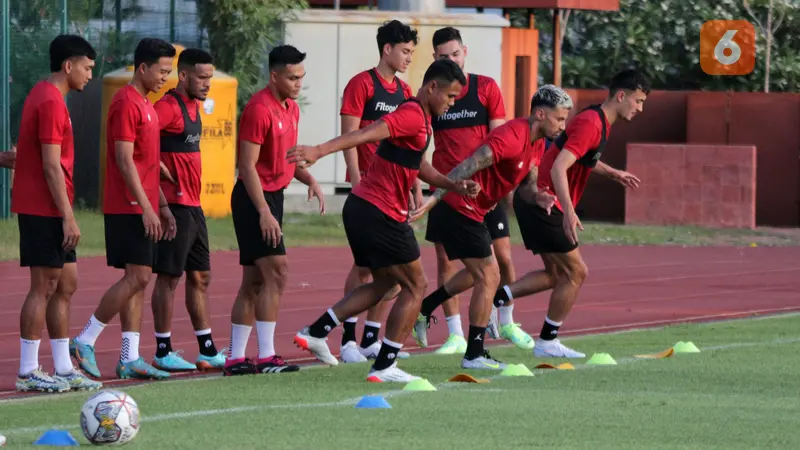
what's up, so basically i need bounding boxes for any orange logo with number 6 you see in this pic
[700,20,756,75]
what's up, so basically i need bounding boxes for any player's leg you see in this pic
[49,260,102,390]
[16,214,70,392]
[223,265,261,376]
[532,249,588,358]
[71,214,169,380]
[150,205,197,372]
[459,255,507,370]
[184,207,223,370]
[358,285,405,359]
[339,264,370,363]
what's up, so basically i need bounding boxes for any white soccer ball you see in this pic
[79,390,140,445]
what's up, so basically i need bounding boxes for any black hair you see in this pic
[178,48,213,70]
[133,38,176,70]
[422,58,467,87]
[609,69,651,95]
[432,27,462,49]
[49,34,96,73]
[268,45,306,71]
[376,20,419,55]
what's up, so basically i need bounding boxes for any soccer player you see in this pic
[12,35,102,392]
[409,85,571,369]
[149,48,225,372]
[338,19,418,364]
[222,45,325,376]
[494,69,648,358]
[70,38,178,380]
[418,26,533,355]
[290,59,480,383]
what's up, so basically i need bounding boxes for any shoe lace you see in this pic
[268,355,287,366]
[481,350,502,363]
[426,314,438,328]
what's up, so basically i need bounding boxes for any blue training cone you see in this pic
[355,395,392,409]
[33,429,80,446]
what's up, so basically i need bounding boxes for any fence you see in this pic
[0,0,204,218]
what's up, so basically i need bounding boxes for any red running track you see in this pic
[0,244,798,397]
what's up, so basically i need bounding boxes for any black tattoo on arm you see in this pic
[432,145,494,200]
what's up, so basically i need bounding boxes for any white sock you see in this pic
[445,315,464,337]
[51,338,72,375]
[345,317,358,324]
[498,305,514,326]
[228,323,252,360]
[76,315,106,346]
[256,321,276,359]
[19,339,40,375]
[120,332,140,363]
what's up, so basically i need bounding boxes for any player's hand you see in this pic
[534,191,557,215]
[287,145,322,169]
[62,215,81,250]
[159,161,178,185]
[409,196,438,223]
[0,146,16,169]
[563,210,584,246]
[453,180,481,198]
[412,187,424,211]
[259,208,282,248]
[159,205,177,240]
[613,170,641,189]
[142,207,162,243]
[308,182,326,216]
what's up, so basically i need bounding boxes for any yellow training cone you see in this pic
[633,348,675,359]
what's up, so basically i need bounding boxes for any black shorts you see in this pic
[18,214,77,268]
[231,179,285,266]
[342,194,420,269]
[104,214,158,269]
[483,204,511,240]
[513,188,578,255]
[425,202,492,261]
[153,205,211,277]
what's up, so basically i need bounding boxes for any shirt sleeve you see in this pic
[562,113,602,160]
[480,77,506,121]
[153,97,182,134]
[340,73,371,117]
[401,81,414,99]
[238,103,271,145]
[37,100,67,145]
[109,99,140,143]
[381,102,425,140]
[486,120,525,164]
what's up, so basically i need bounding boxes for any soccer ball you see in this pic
[80,390,140,445]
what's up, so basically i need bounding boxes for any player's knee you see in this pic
[562,260,588,285]
[356,266,371,284]
[31,271,61,298]
[124,270,152,291]
[471,261,501,290]
[264,260,289,289]
[406,273,428,301]
[55,277,78,299]
[187,271,211,292]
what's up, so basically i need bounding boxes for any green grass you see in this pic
[0,208,798,261]
[2,314,800,448]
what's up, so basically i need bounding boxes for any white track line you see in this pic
[3,332,800,438]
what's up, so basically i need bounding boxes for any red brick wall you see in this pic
[625,144,757,229]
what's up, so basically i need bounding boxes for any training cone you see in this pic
[673,341,701,353]
[403,378,437,391]
[500,363,534,377]
[586,353,617,365]
[448,373,490,383]
[355,395,392,409]
[33,429,79,446]
[633,348,675,359]
[535,362,575,370]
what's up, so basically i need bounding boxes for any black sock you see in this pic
[372,339,401,371]
[420,285,451,317]
[464,325,486,360]
[360,323,380,349]
[539,317,561,341]
[308,309,338,338]
[196,331,218,357]
[493,286,511,307]
[341,320,357,346]
[155,335,172,358]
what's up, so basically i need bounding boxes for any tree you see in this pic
[743,0,789,92]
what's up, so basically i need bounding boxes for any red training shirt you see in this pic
[154,90,202,207]
[340,68,413,182]
[537,108,612,211]
[238,87,299,192]
[11,81,74,217]
[443,118,544,222]
[352,100,430,222]
[103,84,161,215]
[432,74,505,175]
